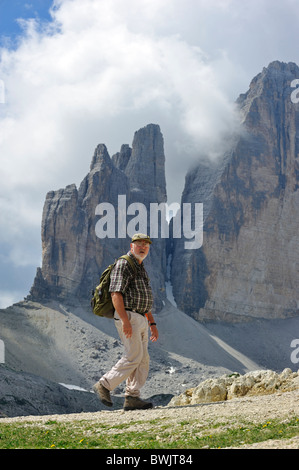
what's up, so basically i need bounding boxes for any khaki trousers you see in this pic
[99,310,149,397]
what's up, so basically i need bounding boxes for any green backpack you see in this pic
[91,255,137,318]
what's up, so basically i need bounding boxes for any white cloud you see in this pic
[0,0,240,195]
[1,0,299,306]
[0,2,238,239]
[0,289,26,308]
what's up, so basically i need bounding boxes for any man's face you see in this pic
[130,240,150,262]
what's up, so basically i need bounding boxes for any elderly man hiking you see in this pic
[93,233,159,411]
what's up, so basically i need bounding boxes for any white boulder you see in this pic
[169,368,299,406]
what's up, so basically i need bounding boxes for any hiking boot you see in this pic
[93,382,113,407]
[123,396,153,411]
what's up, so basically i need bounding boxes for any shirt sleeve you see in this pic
[109,258,133,294]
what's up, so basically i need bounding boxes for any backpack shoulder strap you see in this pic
[119,254,137,274]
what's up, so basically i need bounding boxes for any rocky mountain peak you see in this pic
[29,124,168,312]
[89,143,113,171]
[171,60,299,322]
[28,62,299,324]
[112,144,132,171]
[125,123,167,203]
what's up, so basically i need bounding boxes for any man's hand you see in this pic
[122,319,133,338]
[149,324,158,342]
[146,311,158,342]
[111,292,132,338]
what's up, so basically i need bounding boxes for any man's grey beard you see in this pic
[131,245,148,262]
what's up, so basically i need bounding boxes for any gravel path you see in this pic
[1,389,299,449]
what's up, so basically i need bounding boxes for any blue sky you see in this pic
[0,0,54,306]
[0,0,53,45]
[1,0,299,308]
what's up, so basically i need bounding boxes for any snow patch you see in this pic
[59,383,90,392]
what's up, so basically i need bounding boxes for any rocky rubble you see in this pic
[0,364,173,418]
[0,364,102,418]
[168,368,299,406]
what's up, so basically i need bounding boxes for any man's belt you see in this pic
[114,309,146,320]
[131,309,146,316]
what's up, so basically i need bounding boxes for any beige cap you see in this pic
[131,233,152,244]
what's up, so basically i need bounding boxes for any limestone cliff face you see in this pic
[125,124,167,204]
[171,61,299,321]
[29,62,299,323]
[29,124,167,312]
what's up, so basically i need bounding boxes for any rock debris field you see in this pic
[1,300,299,448]
[1,369,299,449]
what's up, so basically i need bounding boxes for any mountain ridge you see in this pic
[171,60,299,322]
[1,61,299,421]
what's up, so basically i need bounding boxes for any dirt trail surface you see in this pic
[1,389,299,449]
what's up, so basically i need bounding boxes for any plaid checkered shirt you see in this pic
[109,251,153,314]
